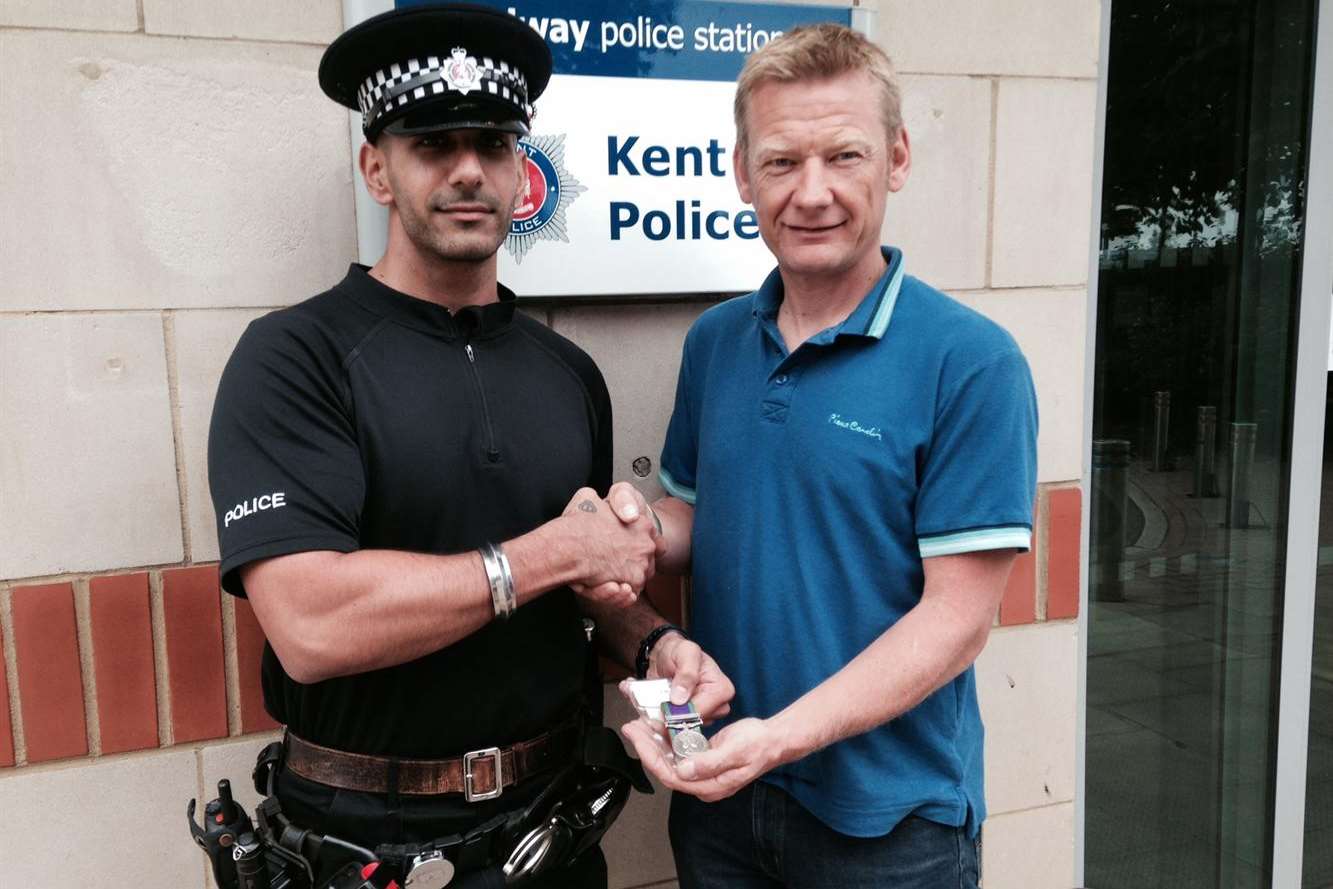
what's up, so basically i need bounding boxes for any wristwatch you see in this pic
[635,623,688,679]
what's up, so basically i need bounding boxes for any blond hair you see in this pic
[734,23,902,158]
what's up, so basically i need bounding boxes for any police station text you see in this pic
[606,135,758,241]
[507,10,783,55]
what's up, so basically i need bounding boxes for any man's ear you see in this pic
[733,143,754,204]
[887,127,911,194]
[513,141,527,208]
[360,140,394,207]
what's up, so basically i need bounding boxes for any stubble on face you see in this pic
[384,135,525,265]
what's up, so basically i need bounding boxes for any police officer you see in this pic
[207,4,731,886]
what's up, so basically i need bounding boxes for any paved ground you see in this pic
[1084,457,1333,889]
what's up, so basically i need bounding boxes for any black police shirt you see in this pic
[208,265,612,757]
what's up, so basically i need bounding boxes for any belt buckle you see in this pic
[463,747,503,802]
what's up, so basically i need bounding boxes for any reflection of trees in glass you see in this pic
[1092,0,1316,464]
[1099,3,1309,267]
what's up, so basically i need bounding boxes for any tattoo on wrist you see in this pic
[578,499,598,513]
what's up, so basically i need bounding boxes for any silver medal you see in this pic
[671,727,709,758]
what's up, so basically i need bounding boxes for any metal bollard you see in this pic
[1227,422,1258,528]
[1091,439,1131,602]
[1193,405,1218,497]
[1152,391,1172,471]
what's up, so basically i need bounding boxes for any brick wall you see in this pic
[0,506,1081,762]
[0,2,1101,887]
[0,567,693,766]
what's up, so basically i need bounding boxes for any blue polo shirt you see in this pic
[659,247,1037,839]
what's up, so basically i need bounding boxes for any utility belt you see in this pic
[284,718,583,802]
[187,721,651,889]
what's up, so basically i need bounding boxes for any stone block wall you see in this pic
[0,2,1101,887]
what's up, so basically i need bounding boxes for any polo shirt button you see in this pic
[775,374,789,385]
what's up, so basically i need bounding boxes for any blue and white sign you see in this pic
[390,0,858,295]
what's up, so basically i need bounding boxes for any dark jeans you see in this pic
[275,764,606,889]
[668,782,980,889]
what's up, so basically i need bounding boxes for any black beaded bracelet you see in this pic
[635,623,688,680]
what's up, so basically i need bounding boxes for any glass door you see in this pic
[1085,0,1321,886]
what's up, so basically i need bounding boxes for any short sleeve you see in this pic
[658,334,698,505]
[207,318,365,596]
[915,348,1038,558]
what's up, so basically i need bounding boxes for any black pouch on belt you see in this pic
[497,725,653,884]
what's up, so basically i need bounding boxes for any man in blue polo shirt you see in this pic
[619,22,1038,889]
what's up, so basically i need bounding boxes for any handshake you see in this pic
[554,483,750,803]
[557,481,667,608]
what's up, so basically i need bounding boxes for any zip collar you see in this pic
[338,263,518,339]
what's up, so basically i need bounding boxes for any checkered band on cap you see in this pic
[356,48,532,133]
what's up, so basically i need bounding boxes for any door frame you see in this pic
[1073,0,1113,882]
[1270,2,1333,886]
[1076,2,1333,886]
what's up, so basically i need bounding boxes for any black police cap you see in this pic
[319,2,553,140]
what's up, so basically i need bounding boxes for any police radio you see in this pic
[189,778,384,889]
[188,779,255,889]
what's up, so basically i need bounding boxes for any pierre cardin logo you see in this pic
[828,413,884,441]
[506,134,586,263]
[225,492,286,528]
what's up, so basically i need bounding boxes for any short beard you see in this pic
[399,196,515,264]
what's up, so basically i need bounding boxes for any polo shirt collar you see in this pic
[751,246,906,341]
[339,264,518,338]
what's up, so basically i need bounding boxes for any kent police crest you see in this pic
[507,134,585,263]
[443,47,482,95]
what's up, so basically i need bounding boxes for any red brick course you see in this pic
[162,566,229,743]
[0,632,14,767]
[998,503,1041,626]
[233,597,279,733]
[1000,546,1038,626]
[1047,488,1083,620]
[89,573,159,754]
[11,582,88,763]
[0,479,1083,768]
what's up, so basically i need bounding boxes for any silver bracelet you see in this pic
[479,542,514,619]
[645,502,664,535]
[495,542,516,615]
